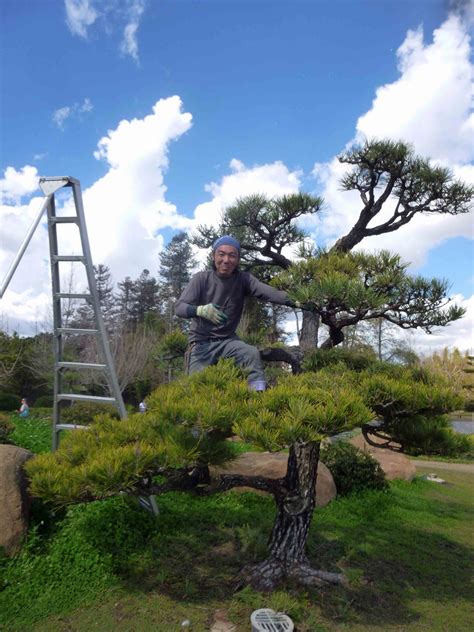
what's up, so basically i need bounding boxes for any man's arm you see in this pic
[175,274,228,325]
[245,273,294,306]
[175,274,202,318]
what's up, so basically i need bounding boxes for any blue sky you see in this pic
[1,0,473,352]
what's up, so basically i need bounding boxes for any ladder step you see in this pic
[50,217,78,224]
[57,394,117,404]
[55,423,89,431]
[56,327,98,335]
[55,293,91,300]
[52,255,85,263]
[57,362,107,370]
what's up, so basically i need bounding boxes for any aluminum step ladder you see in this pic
[38,176,127,449]
[1,176,158,515]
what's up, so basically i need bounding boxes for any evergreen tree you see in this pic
[130,269,160,324]
[116,276,135,327]
[159,232,196,331]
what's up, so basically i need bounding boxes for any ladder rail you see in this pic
[41,177,128,451]
[71,180,127,420]
[0,196,50,298]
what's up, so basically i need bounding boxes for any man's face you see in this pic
[214,245,240,277]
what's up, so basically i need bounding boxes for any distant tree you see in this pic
[116,276,135,327]
[159,232,197,331]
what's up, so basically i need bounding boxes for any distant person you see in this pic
[175,235,300,391]
[18,398,29,418]
[139,400,147,413]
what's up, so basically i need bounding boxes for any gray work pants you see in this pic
[188,336,266,390]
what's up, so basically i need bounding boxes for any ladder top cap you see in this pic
[39,176,79,195]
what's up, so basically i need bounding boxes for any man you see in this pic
[175,235,298,391]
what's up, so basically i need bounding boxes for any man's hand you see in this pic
[196,303,228,325]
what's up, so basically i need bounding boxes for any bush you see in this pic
[0,412,14,443]
[34,395,54,408]
[321,441,388,496]
[386,414,473,457]
[303,347,377,373]
[0,392,20,412]
[61,402,120,425]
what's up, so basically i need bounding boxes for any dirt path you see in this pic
[412,460,474,474]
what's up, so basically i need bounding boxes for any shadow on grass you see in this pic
[4,478,472,630]
[305,481,474,626]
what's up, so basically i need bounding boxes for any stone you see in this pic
[0,444,34,556]
[210,609,237,632]
[350,433,416,481]
[210,451,337,507]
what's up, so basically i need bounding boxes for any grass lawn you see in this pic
[1,464,473,631]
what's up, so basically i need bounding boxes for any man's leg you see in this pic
[220,338,266,391]
[188,341,215,375]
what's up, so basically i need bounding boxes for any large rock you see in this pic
[211,451,336,507]
[350,433,416,481]
[0,444,34,556]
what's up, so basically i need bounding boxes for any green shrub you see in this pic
[0,412,14,443]
[386,414,473,457]
[0,392,20,411]
[34,394,54,407]
[61,401,120,425]
[464,399,474,412]
[320,441,388,496]
[303,347,377,373]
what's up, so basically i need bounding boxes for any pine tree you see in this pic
[159,232,196,331]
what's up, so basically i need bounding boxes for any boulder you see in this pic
[211,451,336,507]
[350,433,416,481]
[0,444,34,556]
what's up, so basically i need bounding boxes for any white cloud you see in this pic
[393,294,474,356]
[52,106,72,130]
[310,14,473,269]
[0,166,39,204]
[52,98,93,130]
[120,0,145,64]
[356,16,473,163]
[193,159,302,229]
[65,0,98,38]
[64,0,146,62]
[1,97,193,330]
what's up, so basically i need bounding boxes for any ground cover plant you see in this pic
[1,470,473,631]
[7,408,52,454]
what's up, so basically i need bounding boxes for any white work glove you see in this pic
[196,303,228,325]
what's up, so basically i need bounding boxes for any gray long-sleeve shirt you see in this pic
[175,269,291,342]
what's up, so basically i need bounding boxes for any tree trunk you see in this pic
[299,311,319,351]
[239,441,346,591]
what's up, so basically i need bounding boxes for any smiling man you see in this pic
[175,235,296,391]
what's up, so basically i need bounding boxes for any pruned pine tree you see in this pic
[25,359,461,590]
[194,140,472,350]
[274,250,465,348]
[332,138,473,253]
[26,361,370,590]
[159,232,196,332]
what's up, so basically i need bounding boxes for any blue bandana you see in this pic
[213,235,241,252]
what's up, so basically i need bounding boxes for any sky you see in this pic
[0,0,473,354]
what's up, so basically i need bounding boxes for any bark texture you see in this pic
[239,441,345,591]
